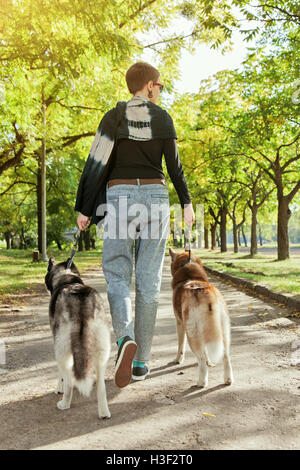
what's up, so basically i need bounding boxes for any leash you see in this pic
[185,228,192,263]
[66,229,81,269]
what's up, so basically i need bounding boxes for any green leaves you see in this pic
[0,0,298,250]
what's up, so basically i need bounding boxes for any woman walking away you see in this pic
[75,62,194,388]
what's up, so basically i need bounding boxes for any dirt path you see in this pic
[0,256,299,450]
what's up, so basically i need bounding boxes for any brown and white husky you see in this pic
[45,258,111,419]
[169,248,234,388]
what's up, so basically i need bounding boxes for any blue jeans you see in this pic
[102,182,170,362]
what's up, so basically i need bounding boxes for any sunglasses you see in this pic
[153,82,164,92]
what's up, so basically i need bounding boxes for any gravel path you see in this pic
[0,255,299,450]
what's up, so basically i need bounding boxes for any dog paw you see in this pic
[57,400,70,411]
[197,380,208,388]
[98,404,111,419]
[174,355,185,364]
[224,376,234,386]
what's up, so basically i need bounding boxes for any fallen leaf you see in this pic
[202,412,216,418]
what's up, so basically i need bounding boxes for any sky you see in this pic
[136,9,258,96]
[173,30,254,94]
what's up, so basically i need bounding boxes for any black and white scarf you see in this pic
[74,95,177,226]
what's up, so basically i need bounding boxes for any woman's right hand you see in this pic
[77,212,90,231]
[184,203,195,227]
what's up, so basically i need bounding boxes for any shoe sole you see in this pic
[115,341,137,388]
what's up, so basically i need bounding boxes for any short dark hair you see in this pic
[126,62,160,94]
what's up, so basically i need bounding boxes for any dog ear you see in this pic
[169,248,177,261]
[48,257,56,271]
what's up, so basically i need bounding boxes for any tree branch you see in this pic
[212,121,275,166]
[243,154,276,184]
[0,145,26,176]
[282,154,300,172]
[54,99,104,112]
[256,4,300,20]
[277,132,300,152]
[185,152,249,175]
[0,180,36,197]
[142,30,199,49]
[60,132,95,147]
[257,187,275,208]
[118,0,158,28]
[209,206,221,224]
[287,180,300,203]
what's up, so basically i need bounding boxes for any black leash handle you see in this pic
[66,230,81,269]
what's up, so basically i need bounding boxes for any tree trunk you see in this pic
[241,226,247,247]
[20,227,27,249]
[232,217,238,253]
[238,229,241,246]
[258,225,263,246]
[171,230,176,246]
[277,197,291,260]
[216,230,220,248]
[220,206,227,252]
[37,167,42,253]
[4,232,11,249]
[210,222,217,250]
[204,227,209,249]
[40,86,48,261]
[250,206,258,256]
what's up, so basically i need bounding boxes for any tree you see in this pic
[192,40,299,260]
[1,0,247,255]
[230,44,300,260]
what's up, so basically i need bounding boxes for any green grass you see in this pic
[1,242,300,299]
[188,247,300,296]
[0,242,104,299]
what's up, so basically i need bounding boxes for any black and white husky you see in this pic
[45,257,111,419]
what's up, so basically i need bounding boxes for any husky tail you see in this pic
[69,285,95,397]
